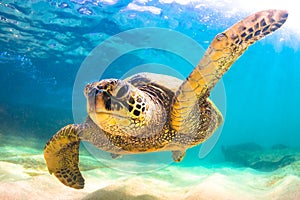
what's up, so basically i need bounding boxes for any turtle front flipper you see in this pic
[171,10,288,132]
[111,153,122,159]
[44,124,84,189]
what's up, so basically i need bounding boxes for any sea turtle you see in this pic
[44,9,288,189]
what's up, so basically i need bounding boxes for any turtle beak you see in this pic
[88,86,112,113]
[85,80,119,114]
[87,87,98,112]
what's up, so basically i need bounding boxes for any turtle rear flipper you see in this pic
[172,150,186,162]
[44,124,85,189]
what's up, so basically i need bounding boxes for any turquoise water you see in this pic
[1,0,300,199]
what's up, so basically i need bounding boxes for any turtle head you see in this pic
[84,79,154,136]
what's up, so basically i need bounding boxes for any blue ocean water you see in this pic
[1,0,300,198]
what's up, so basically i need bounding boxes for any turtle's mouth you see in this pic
[95,112,128,119]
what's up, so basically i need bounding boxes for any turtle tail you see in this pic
[170,9,288,132]
[44,124,85,189]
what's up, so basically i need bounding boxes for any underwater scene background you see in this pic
[1,0,300,199]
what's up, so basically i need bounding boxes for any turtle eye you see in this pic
[216,33,227,41]
[115,85,129,98]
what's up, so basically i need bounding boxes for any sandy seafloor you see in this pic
[1,134,300,200]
